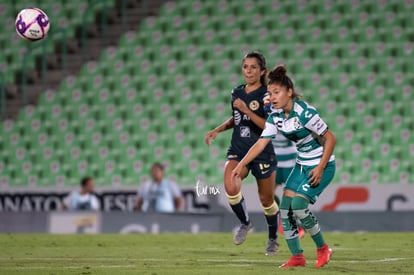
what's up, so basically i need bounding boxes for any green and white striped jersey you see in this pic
[272,134,297,168]
[262,99,335,166]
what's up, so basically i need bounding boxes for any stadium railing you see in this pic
[81,0,112,63]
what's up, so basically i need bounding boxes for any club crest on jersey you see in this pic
[240,126,251,137]
[293,117,301,129]
[249,100,260,111]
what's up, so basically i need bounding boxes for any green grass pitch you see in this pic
[0,233,413,274]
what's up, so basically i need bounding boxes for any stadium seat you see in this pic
[0,0,115,85]
[1,0,412,187]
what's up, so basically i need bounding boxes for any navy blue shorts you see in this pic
[227,153,277,179]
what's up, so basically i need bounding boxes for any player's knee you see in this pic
[226,191,242,205]
[224,186,240,197]
[291,196,309,220]
[224,177,241,197]
[279,196,292,218]
[262,200,279,216]
[224,180,240,197]
[280,196,292,210]
[258,193,274,208]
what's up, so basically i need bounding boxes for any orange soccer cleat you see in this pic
[279,225,305,239]
[298,226,305,239]
[279,254,306,268]
[315,244,333,268]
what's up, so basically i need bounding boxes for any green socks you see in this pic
[291,196,325,248]
[280,196,303,255]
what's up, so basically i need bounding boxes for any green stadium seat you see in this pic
[2,0,413,187]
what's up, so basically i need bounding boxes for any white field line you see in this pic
[0,257,413,265]
[337,258,409,263]
[1,258,413,271]
[0,257,159,262]
[196,258,414,264]
[0,264,136,270]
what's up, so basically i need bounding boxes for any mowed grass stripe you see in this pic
[0,233,413,274]
[0,257,413,263]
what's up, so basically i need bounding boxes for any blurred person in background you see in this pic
[62,177,100,211]
[135,162,183,213]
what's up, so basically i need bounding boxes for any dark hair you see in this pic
[267,65,300,99]
[242,51,267,86]
[151,162,164,171]
[80,177,92,188]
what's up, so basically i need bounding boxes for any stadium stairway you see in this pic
[2,0,169,120]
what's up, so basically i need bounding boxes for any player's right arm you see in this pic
[231,137,272,178]
[61,192,73,210]
[134,199,143,211]
[232,114,279,178]
[204,117,234,146]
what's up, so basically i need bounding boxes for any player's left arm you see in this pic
[169,181,183,211]
[174,197,183,211]
[134,183,147,211]
[303,110,337,186]
[308,129,336,185]
[233,98,266,129]
[91,195,100,211]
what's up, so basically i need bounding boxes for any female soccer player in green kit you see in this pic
[232,65,336,268]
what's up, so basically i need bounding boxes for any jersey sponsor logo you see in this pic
[300,145,313,152]
[304,110,313,118]
[308,115,327,135]
[276,118,283,129]
[228,154,238,159]
[242,114,251,121]
[311,117,321,127]
[312,117,324,129]
[240,126,251,137]
[249,100,260,111]
[234,110,241,125]
[317,123,325,132]
[302,183,311,192]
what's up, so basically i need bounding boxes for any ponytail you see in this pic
[267,65,300,99]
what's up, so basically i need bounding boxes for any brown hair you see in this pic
[243,51,267,86]
[80,177,92,188]
[151,162,164,171]
[268,65,300,99]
